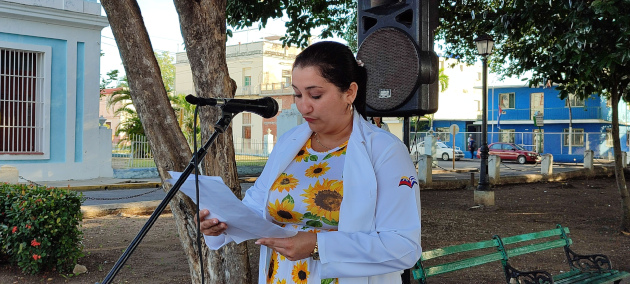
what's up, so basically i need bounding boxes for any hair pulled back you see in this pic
[293,41,368,119]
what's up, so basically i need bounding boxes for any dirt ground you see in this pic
[1,176,630,284]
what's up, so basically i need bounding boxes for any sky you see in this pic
[99,0,303,84]
[98,1,522,87]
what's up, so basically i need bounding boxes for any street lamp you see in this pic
[474,34,494,198]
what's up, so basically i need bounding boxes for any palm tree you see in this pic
[170,93,200,144]
[106,78,150,157]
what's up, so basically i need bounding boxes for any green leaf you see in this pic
[282,194,294,204]
[306,220,323,228]
[303,212,320,220]
[323,153,333,160]
[321,279,335,284]
[321,217,338,226]
[309,155,318,162]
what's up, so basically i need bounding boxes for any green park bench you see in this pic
[412,225,630,283]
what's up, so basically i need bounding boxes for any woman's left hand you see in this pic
[256,231,317,261]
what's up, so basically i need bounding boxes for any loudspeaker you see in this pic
[356,0,439,117]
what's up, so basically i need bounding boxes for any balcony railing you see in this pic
[236,82,294,96]
[260,82,293,95]
[480,107,609,121]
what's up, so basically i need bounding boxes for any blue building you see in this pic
[429,83,630,162]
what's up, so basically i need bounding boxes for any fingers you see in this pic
[194,209,228,236]
[256,232,316,261]
[200,219,227,236]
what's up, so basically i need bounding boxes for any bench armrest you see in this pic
[503,263,553,284]
[565,246,613,272]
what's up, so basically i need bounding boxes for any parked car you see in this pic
[410,141,465,161]
[476,142,540,164]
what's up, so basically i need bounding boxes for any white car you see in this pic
[410,141,465,161]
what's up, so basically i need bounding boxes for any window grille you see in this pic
[0,48,45,154]
[500,129,515,143]
[563,128,584,146]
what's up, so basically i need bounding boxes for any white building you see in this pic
[175,41,303,148]
[0,0,111,181]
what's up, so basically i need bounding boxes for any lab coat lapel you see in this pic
[339,112,377,233]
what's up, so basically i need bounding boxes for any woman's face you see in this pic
[292,66,357,135]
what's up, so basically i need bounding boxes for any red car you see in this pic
[476,142,540,164]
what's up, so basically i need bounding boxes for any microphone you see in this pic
[185,95,279,118]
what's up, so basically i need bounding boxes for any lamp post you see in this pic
[474,34,494,204]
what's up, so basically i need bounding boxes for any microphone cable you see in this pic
[192,105,206,284]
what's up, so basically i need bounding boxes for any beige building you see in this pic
[175,41,303,146]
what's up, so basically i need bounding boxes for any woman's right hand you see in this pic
[195,209,228,236]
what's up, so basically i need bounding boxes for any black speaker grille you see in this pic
[357,27,420,111]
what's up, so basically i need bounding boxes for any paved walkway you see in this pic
[22,159,615,218]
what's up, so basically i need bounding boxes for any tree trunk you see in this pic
[609,88,630,234]
[101,0,251,283]
[173,0,251,282]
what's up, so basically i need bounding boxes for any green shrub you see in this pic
[0,183,84,274]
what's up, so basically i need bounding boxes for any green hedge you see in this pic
[0,183,84,274]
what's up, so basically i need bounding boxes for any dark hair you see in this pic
[293,41,368,119]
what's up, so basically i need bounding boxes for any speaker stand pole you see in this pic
[402,116,411,284]
[403,117,411,148]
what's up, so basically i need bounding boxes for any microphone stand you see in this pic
[100,111,234,284]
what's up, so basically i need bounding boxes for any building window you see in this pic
[500,129,515,143]
[282,70,291,88]
[242,112,252,150]
[242,75,252,95]
[565,93,584,107]
[436,127,450,142]
[606,128,613,147]
[500,92,515,109]
[1,45,50,157]
[563,128,584,146]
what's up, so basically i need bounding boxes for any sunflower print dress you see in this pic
[265,137,347,284]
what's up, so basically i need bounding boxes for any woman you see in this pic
[197,41,421,283]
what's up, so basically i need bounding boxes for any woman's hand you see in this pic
[256,231,317,261]
[195,209,227,236]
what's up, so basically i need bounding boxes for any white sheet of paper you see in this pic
[166,171,297,244]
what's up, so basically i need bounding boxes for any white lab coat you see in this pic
[205,111,422,284]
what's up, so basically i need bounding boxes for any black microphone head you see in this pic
[185,94,199,105]
[259,97,279,118]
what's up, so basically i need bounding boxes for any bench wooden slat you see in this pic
[424,252,504,277]
[555,271,630,284]
[421,239,497,261]
[500,227,570,245]
[554,271,599,283]
[505,239,567,258]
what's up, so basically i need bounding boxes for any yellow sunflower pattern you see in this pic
[265,137,347,284]
[268,195,303,224]
[271,173,299,192]
[291,261,309,284]
[267,250,278,284]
